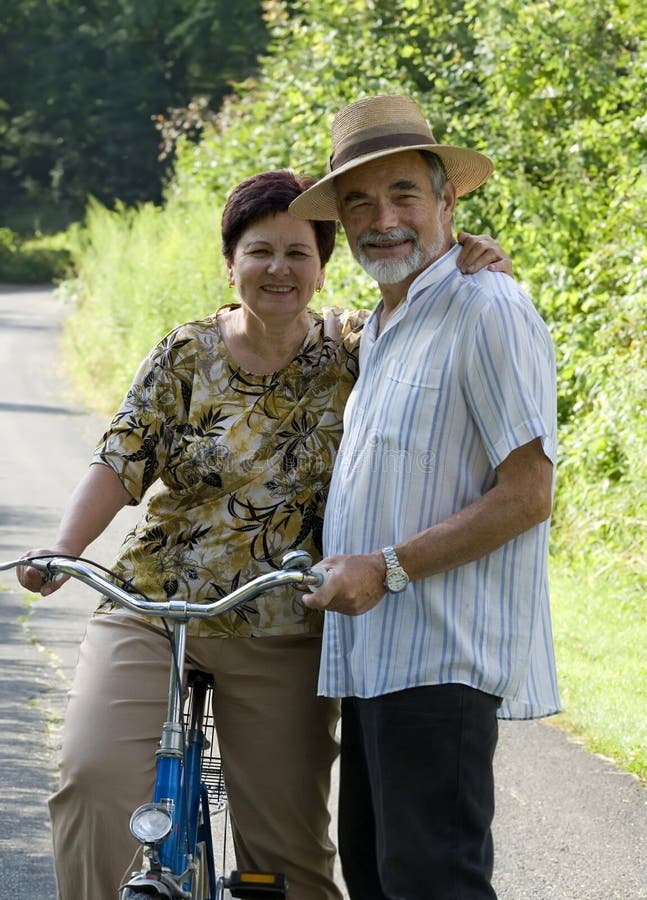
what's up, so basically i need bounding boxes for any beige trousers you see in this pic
[49,613,341,900]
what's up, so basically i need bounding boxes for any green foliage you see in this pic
[168,0,416,203]
[0,227,73,283]
[469,0,647,578]
[0,0,268,231]
[550,564,647,781]
[61,196,227,411]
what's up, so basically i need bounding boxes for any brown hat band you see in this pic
[330,131,436,170]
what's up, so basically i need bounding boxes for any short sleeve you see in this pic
[93,329,196,501]
[464,291,557,469]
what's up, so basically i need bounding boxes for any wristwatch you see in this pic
[381,546,409,593]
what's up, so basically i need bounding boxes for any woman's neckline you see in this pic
[214,304,315,377]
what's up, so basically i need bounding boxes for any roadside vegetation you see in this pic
[550,568,645,780]
[4,0,646,780]
[0,227,73,284]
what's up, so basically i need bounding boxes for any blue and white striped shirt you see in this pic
[319,244,560,719]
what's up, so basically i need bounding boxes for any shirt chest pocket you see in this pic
[386,358,443,389]
[379,358,444,451]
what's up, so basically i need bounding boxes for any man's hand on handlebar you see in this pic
[302,552,387,616]
[16,550,71,596]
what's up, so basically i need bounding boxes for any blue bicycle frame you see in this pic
[124,619,217,899]
[152,621,209,895]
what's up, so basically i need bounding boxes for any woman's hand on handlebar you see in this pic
[16,549,71,596]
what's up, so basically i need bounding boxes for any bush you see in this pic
[0,227,74,283]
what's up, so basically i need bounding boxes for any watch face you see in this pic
[385,568,409,592]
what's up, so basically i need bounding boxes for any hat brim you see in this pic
[289,143,493,220]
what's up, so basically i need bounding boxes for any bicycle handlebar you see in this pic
[0,551,325,621]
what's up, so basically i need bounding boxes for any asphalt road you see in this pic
[0,284,645,899]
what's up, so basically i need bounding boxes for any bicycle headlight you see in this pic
[129,802,173,844]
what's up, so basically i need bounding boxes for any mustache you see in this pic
[357,228,418,249]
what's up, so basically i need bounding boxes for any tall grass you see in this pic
[62,198,228,411]
[550,563,646,782]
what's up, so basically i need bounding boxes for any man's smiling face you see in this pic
[335,150,456,289]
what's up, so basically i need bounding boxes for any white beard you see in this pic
[354,220,445,285]
[356,242,428,284]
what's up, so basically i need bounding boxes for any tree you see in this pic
[0,0,268,230]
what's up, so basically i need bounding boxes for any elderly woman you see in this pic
[18,169,510,900]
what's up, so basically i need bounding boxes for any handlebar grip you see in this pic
[42,569,66,585]
[22,558,65,584]
[307,566,329,592]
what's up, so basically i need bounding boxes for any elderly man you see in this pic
[290,95,560,900]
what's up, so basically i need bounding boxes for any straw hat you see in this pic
[289,95,493,220]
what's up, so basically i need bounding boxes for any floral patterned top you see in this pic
[93,305,365,637]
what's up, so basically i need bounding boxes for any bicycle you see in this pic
[2,549,325,899]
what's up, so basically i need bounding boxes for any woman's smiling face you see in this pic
[227,211,325,322]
